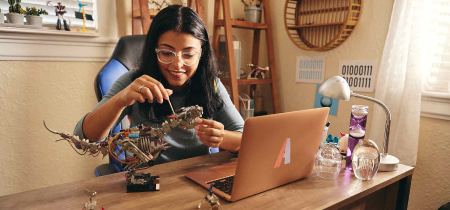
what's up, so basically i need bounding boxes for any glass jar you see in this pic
[346,105,369,171]
[352,139,380,180]
[315,143,342,179]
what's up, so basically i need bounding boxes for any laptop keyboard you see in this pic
[206,175,235,195]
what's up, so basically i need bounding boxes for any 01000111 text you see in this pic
[341,65,373,76]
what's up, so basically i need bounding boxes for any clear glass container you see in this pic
[346,105,369,171]
[352,139,380,180]
[315,143,342,179]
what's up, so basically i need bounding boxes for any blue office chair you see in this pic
[93,35,146,176]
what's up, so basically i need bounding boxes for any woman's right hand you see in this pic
[115,75,173,107]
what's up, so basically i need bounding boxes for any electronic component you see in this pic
[126,171,160,193]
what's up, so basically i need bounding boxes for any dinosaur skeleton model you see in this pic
[45,105,203,191]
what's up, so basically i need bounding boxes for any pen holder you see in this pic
[239,93,254,120]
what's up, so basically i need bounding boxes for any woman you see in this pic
[74,5,244,164]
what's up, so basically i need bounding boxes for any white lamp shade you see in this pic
[318,76,351,101]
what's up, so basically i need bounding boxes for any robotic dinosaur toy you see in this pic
[45,105,203,192]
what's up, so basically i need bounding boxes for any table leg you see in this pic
[396,174,412,210]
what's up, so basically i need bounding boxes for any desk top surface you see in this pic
[0,152,414,210]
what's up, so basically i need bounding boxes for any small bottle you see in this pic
[346,105,368,171]
[320,122,331,149]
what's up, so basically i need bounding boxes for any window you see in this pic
[421,0,450,120]
[0,0,97,30]
[0,0,117,62]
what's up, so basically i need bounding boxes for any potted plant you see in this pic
[25,7,48,27]
[6,0,25,25]
[241,0,262,23]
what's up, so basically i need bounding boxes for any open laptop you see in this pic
[185,107,329,202]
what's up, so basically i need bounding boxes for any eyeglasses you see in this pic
[155,48,201,66]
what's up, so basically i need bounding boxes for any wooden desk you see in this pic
[0,152,413,209]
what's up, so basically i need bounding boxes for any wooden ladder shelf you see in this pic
[212,0,280,113]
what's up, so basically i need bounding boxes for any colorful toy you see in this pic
[247,63,269,79]
[76,0,88,32]
[198,183,221,210]
[338,132,349,154]
[47,1,70,31]
[82,189,104,210]
[45,105,203,192]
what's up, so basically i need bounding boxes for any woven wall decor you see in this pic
[284,0,362,51]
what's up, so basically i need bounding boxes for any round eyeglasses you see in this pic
[155,48,201,66]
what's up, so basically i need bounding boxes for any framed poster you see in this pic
[338,60,376,92]
[296,56,325,83]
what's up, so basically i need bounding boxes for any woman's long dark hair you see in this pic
[136,5,223,120]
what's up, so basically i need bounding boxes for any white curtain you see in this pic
[369,0,434,166]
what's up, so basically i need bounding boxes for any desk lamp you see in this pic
[317,76,399,171]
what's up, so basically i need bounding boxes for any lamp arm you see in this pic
[351,92,391,156]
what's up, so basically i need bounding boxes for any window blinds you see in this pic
[0,0,97,30]
[423,1,450,95]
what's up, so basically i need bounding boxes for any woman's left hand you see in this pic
[194,118,225,148]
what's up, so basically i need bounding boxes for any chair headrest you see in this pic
[111,35,146,70]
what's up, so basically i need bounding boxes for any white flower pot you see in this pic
[25,15,42,27]
[244,6,262,23]
[0,13,5,23]
[6,13,24,25]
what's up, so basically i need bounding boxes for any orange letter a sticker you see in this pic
[274,138,291,168]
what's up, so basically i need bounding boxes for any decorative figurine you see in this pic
[247,63,269,79]
[47,1,70,31]
[44,105,203,192]
[76,0,88,32]
[198,183,221,210]
[83,189,105,210]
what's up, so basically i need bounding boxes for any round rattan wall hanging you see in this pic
[284,0,362,51]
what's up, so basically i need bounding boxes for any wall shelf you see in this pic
[220,78,273,86]
[284,0,362,51]
[215,19,267,29]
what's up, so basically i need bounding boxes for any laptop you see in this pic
[185,107,329,202]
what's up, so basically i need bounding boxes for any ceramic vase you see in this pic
[25,15,43,28]
[0,13,5,23]
[244,5,261,23]
[6,13,24,25]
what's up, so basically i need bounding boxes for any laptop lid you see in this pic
[185,107,329,201]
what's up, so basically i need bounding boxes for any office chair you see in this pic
[93,35,146,176]
[93,35,220,176]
